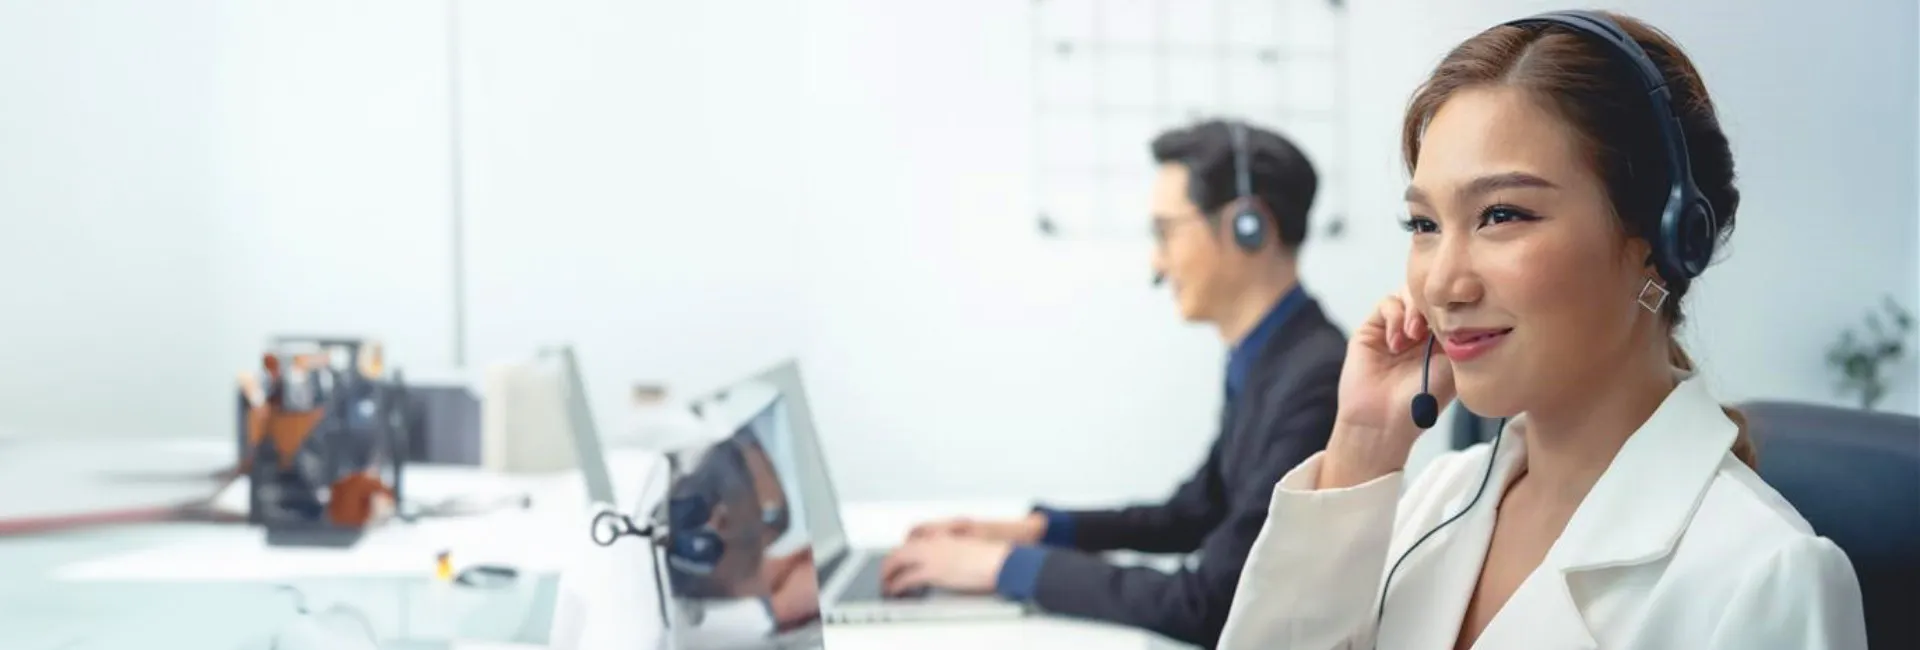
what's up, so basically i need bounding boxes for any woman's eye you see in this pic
[1401,216,1438,234]
[1480,206,1533,227]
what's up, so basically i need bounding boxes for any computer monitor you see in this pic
[662,377,825,648]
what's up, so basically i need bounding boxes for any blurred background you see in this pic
[1,0,1914,510]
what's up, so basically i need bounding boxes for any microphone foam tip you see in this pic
[1410,393,1439,429]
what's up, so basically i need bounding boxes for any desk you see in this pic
[0,438,650,649]
[0,441,1188,649]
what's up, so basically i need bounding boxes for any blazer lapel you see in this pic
[1492,373,1736,649]
[1471,571,1600,649]
[1544,374,1737,573]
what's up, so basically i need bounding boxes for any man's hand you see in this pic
[907,513,1047,544]
[767,555,821,630]
[880,535,1014,596]
[762,548,814,593]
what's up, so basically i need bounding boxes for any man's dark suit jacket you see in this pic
[1024,296,1344,647]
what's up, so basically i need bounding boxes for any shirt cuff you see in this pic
[994,545,1048,602]
[1035,507,1075,547]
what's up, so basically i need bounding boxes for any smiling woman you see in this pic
[1396,13,1753,468]
[1215,10,1867,650]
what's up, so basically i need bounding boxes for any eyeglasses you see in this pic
[1150,215,1208,247]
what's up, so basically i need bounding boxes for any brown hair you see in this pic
[1401,12,1756,468]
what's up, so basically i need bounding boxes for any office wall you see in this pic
[0,1,225,438]
[455,0,811,439]
[0,1,459,440]
[206,1,459,378]
[793,0,1224,503]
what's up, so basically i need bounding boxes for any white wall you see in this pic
[0,1,460,440]
[454,0,810,443]
[0,1,225,438]
[791,0,1239,504]
[207,1,460,376]
[2,1,1914,506]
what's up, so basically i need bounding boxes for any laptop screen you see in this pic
[746,361,853,568]
[550,346,617,507]
[663,381,825,646]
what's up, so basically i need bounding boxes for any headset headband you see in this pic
[1229,121,1253,202]
[1502,10,1715,282]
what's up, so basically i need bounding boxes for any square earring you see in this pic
[1637,278,1670,314]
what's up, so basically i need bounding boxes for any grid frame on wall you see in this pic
[1030,0,1349,240]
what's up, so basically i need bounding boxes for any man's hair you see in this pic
[1150,119,1319,251]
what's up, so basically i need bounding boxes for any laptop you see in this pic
[740,360,1029,625]
[665,378,827,649]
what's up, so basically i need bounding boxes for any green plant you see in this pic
[1826,296,1914,410]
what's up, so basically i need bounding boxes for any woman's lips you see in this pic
[1440,328,1513,363]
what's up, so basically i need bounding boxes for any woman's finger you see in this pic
[1379,296,1407,354]
[1399,286,1427,342]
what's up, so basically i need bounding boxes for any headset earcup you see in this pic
[1233,206,1265,252]
[1660,197,1716,281]
[665,494,726,576]
[671,529,726,574]
[1680,200,1716,278]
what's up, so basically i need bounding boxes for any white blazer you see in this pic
[1217,374,1869,650]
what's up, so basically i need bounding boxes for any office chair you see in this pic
[1739,400,1920,649]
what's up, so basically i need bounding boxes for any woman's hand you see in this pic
[1322,290,1456,488]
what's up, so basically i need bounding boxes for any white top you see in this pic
[1217,375,1869,650]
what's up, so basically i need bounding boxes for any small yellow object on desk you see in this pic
[435,550,453,582]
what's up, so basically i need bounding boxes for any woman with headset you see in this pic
[1218,11,1867,650]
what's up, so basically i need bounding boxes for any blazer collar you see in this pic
[1528,371,1739,572]
[1404,373,1730,649]
[1437,373,1732,650]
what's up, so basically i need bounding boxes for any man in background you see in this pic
[878,119,1346,647]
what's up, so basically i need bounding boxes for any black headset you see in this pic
[1381,10,1716,642]
[1540,10,1720,284]
[1225,121,1270,253]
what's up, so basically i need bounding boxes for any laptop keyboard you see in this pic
[838,555,928,603]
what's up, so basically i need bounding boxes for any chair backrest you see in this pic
[1739,400,1920,649]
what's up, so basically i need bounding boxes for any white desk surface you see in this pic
[0,439,1187,650]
